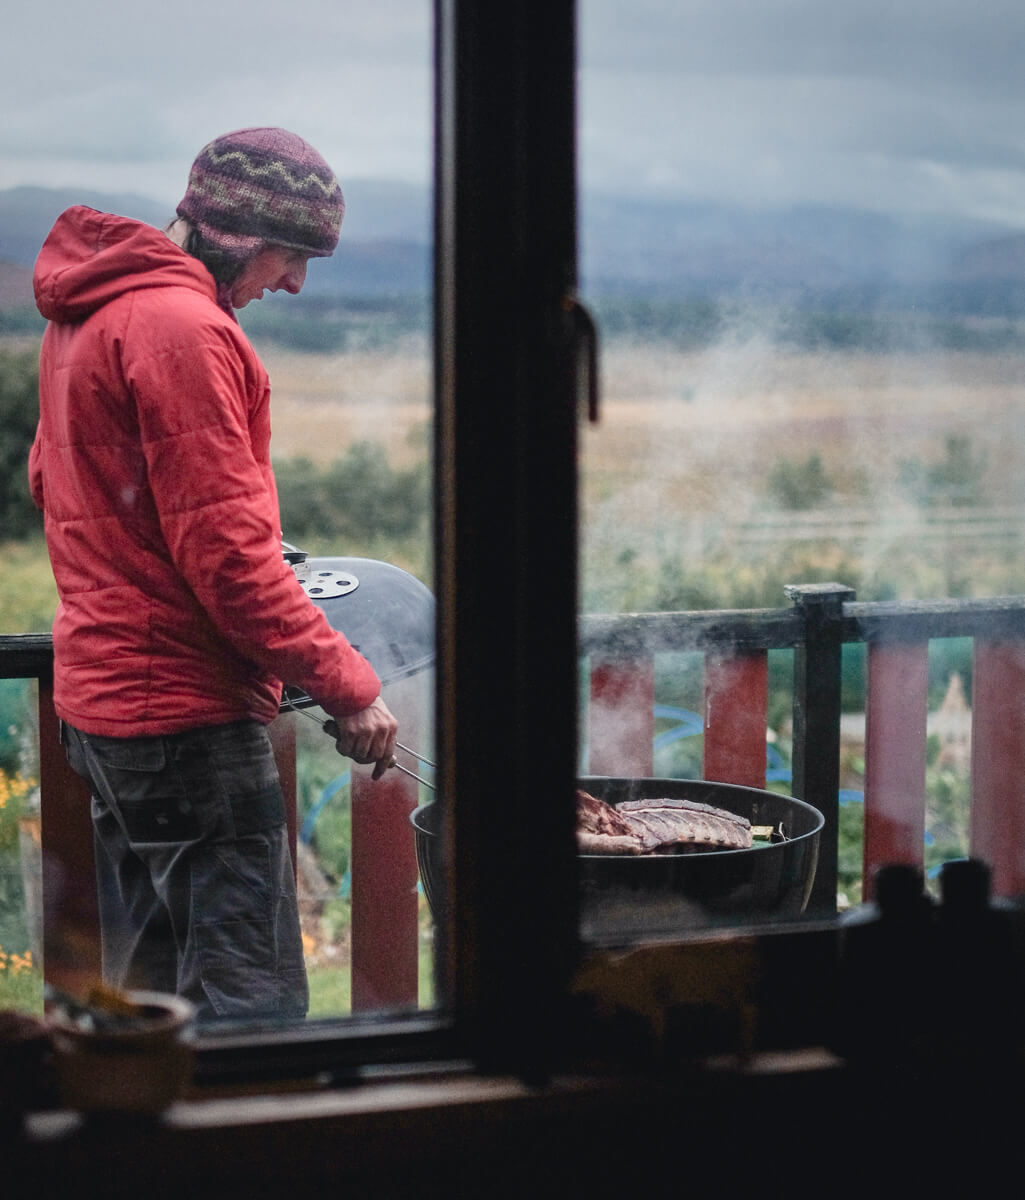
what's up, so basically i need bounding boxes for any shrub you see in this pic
[0,349,44,539]
[766,452,833,511]
[898,434,988,507]
[275,442,430,544]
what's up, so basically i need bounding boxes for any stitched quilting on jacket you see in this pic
[30,206,381,736]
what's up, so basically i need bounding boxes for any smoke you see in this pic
[580,295,1025,618]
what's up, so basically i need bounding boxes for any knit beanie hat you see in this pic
[176,127,345,262]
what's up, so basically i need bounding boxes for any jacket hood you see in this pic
[34,206,217,322]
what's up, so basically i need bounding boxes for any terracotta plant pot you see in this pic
[48,990,195,1116]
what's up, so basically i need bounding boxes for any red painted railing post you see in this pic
[351,677,422,1011]
[37,679,100,993]
[971,639,1025,899]
[268,712,298,872]
[862,642,929,899]
[587,656,655,777]
[703,650,768,787]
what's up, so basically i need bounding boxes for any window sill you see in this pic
[14,1046,1022,1194]
[13,1051,844,1176]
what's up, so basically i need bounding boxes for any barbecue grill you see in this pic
[283,549,823,936]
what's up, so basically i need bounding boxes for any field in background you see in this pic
[258,337,1025,606]
[258,341,431,470]
[584,344,1025,509]
[262,339,1025,521]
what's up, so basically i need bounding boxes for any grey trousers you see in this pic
[63,719,308,1022]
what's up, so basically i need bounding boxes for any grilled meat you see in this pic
[576,789,752,855]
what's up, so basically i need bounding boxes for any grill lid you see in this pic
[285,551,435,693]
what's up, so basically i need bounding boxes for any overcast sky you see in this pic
[3,0,1024,230]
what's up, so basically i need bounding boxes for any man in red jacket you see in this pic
[29,128,398,1020]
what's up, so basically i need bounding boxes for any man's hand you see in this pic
[323,696,399,781]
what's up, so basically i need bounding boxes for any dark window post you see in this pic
[435,0,580,1080]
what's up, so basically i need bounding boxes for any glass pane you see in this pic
[577,1,1025,934]
[1,1,436,1033]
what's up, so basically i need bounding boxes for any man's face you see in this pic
[231,246,311,308]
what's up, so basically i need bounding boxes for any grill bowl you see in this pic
[576,776,822,936]
[411,776,823,935]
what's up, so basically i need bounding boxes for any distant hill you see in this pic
[3,181,1025,314]
[0,180,431,301]
[0,186,172,267]
[578,192,1025,303]
[950,232,1025,282]
[0,259,33,307]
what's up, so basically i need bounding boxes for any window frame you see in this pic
[432,0,583,1077]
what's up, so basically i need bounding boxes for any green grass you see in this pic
[0,961,43,1014]
[0,538,58,635]
[307,934,435,1017]
[0,950,434,1022]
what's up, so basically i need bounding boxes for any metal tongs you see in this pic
[282,695,436,789]
[383,742,436,789]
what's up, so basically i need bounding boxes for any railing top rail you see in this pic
[580,593,1025,657]
[844,594,1025,643]
[7,591,1025,680]
[579,608,804,656]
[0,633,54,680]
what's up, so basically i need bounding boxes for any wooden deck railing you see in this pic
[6,582,1025,1003]
[581,583,1025,911]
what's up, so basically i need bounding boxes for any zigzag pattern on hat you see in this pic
[193,176,343,220]
[202,146,342,198]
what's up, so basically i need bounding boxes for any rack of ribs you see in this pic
[576,788,752,855]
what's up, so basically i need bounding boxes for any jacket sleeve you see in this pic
[124,310,381,717]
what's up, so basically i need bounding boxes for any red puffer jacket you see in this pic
[29,206,381,736]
